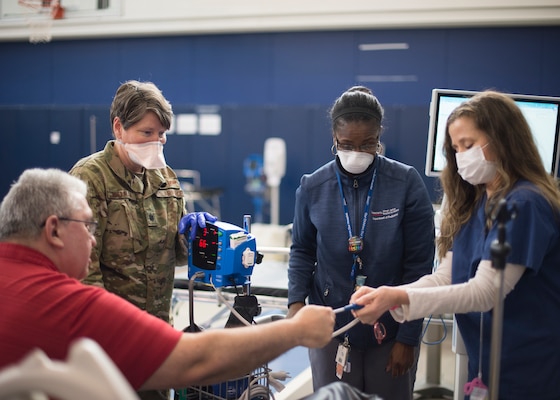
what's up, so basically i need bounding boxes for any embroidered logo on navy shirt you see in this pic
[371,208,399,220]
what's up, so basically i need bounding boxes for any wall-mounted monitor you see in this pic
[425,88,560,178]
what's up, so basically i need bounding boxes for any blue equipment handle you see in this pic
[333,303,364,314]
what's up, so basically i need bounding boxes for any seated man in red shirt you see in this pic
[0,168,335,392]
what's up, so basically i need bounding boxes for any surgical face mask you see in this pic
[118,140,166,170]
[337,150,374,175]
[455,144,497,185]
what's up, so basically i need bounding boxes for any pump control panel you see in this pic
[188,221,261,288]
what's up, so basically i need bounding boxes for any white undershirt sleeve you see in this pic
[390,251,526,322]
[401,251,453,289]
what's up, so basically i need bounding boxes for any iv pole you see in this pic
[488,198,515,400]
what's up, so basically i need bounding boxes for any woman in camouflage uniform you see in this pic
[70,80,205,400]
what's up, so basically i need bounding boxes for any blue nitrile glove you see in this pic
[178,212,218,241]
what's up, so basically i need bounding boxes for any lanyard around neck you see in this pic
[335,168,377,242]
[335,168,377,282]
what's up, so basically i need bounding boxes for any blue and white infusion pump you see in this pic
[188,221,259,288]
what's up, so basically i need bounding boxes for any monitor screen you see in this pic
[425,89,560,177]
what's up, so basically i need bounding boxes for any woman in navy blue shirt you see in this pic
[287,86,435,400]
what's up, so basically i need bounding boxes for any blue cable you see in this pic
[333,303,364,314]
[421,314,448,345]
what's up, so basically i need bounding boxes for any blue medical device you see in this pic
[188,220,259,288]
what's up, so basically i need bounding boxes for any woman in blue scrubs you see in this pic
[350,90,560,400]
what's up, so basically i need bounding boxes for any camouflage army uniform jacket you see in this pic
[70,141,188,322]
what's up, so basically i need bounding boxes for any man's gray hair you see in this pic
[0,168,87,240]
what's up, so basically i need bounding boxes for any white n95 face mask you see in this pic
[118,140,167,170]
[455,144,497,185]
[337,150,374,175]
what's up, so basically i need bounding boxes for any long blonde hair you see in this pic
[437,91,560,260]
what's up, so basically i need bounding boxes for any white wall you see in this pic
[1,0,560,41]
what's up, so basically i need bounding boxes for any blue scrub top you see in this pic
[452,181,560,399]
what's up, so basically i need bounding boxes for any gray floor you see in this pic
[415,325,456,400]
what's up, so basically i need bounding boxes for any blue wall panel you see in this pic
[446,27,548,95]
[0,109,22,190]
[355,29,448,105]
[1,108,67,194]
[118,36,195,97]
[52,41,119,104]
[222,106,272,222]
[271,31,357,105]
[85,106,113,153]
[48,108,86,168]
[308,107,333,172]
[1,26,560,224]
[191,35,273,105]
[4,43,53,104]
[540,27,560,95]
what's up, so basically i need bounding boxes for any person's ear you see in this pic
[113,117,123,140]
[43,216,65,249]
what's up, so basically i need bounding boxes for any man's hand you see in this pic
[290,305,334,348]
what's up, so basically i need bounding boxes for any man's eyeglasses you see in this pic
[59,218,98,235]
[41,217,98,235]
[336,140,378,153]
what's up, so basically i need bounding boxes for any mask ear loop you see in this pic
[331,144,338,156]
